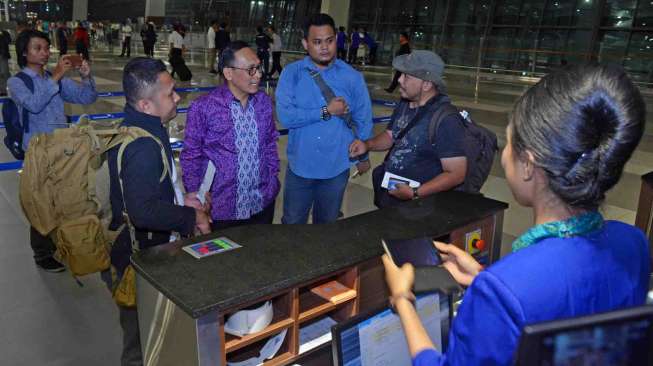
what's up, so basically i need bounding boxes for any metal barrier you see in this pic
[0,98,396,128]
[0,114,393,172]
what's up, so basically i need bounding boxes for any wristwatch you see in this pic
[412,187,420,200]
[321,105,331,120]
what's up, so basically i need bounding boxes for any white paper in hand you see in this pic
[381,171,421,190]
[197,161,216,205]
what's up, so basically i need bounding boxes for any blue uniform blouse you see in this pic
[413,221,650,365]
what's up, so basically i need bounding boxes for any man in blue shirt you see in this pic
[275,13,373,224]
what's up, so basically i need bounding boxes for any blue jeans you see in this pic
[282,167,350,224]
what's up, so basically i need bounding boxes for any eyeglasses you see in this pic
[228,64,264,76]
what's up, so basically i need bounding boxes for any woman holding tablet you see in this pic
[382,64,649,365]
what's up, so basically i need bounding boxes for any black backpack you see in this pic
[3,72,34,160]
[428,105,498,194]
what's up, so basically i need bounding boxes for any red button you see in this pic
[472,239,486,251]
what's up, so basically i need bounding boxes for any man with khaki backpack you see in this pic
[105,57,211,366]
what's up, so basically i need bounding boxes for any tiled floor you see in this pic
[0,44,651,364]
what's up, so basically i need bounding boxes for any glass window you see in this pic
[484,27,519,69]
[565,30,592,63]
[602,0,637,27]
[597,31,629,64]
[520,0,546,25]
[624,32,653,82]
[442,25,483,66]
[450,1,475,24]
[572,0,599,27]
[542,0,575,26]
[635,0,653,27]
[450,0,492,25]
[494,0,521,25]
[535,29,569,70]
[351,0,375,22]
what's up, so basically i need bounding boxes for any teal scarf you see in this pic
[511,211,604,252]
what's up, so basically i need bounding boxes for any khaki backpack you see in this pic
[19,117,171,277]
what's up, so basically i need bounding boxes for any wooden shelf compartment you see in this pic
[224,290,295,354]
[298,267,359,324]
[225,326,294,366]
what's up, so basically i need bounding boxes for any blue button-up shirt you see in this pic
[275,56,372,179]
[7,67,97,149]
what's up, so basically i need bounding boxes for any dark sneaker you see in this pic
[209,69,218,74]
[36,257,66,273]
[384,88,393,93]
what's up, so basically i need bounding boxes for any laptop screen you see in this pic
[332,293,451,366]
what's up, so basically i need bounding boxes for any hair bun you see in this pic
[510,64,645,210]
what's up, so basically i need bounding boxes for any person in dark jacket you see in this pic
[104,57,211,366]
[215,22,231,53]
[336,26,347,60]
[56,22,68,55]
[385,32,411,93]
[141,23,157,57]
[363,29,378,65]
[254,25,272,77]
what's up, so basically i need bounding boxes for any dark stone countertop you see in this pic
[131,191,508,318]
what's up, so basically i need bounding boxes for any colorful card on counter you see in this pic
[182,237,242,259]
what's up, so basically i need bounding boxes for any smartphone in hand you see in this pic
[66,55,83,67]
[382,237,442,267]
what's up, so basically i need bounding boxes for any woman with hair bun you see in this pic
[382,64,650,365]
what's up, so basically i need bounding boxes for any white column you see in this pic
[320,0,351,30]
[72,0,88,21]
[145,0,166,18]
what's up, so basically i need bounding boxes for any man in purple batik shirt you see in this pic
[181,41,280,230]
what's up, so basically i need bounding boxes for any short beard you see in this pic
[312,56,334,67]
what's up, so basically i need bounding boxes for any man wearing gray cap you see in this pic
[350,50,467,207]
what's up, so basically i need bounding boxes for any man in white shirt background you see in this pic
[268,25,283,79]
[119,19,132,58]
[207,20,218,74]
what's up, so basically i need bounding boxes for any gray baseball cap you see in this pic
[392,50,446,90]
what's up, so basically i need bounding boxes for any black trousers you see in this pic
[348,46,358,64]
[210,201,275,231]
[76,41,89,60]
[270,51,282,77]
[143,41,155,57]
[337,48,347,60]
[257,49,270,76]
[29,226,56,261]
[120,36,131,57]
[59,41,67,56]
[368,46,377,65]
[387,70,401,92]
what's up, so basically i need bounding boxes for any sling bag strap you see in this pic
[115,127,172,253]
[308,69,356,134]
[386,96,449,161]
[308,68,370,162]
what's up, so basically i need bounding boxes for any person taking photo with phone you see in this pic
[8,29,97,273]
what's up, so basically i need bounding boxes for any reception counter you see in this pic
[132,191,508,365]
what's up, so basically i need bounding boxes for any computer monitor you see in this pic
[332,292,451,366]
[514,305,653,366]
